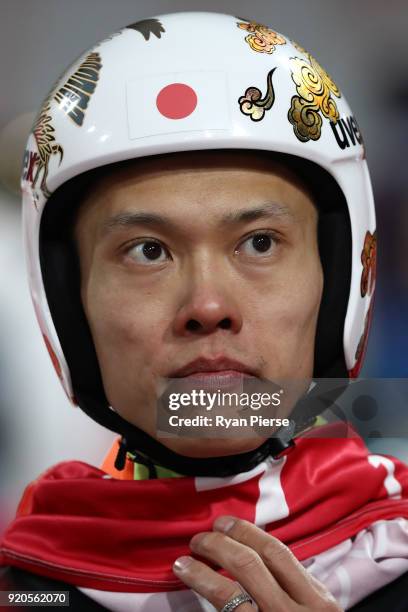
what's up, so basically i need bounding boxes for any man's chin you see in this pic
[159,436,268,459]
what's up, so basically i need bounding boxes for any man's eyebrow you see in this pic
[100,202,294,236]
[101,211,175,236]
[221,202,294,224]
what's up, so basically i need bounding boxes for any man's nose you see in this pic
[172,279,243,337]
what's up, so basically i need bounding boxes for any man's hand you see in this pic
[173,516,343,612]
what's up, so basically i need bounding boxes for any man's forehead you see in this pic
[76,150,317,233]
[84,150,310,196]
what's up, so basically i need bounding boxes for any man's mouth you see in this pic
[171,356,258,377]
[169,357,258,389]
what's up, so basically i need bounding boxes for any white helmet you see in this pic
[21,12,376,471]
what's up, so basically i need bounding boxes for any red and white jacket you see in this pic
[1,424,408,610]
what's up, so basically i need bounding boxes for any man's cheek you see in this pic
[260,297,317,357]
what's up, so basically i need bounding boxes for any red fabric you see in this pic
[1,425,408,592]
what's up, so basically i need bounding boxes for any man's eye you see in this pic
[237,233,278,257]
[127,240,170,265]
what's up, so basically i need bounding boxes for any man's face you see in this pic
[75,151,323,457]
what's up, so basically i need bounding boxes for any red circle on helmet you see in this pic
[156,83,198,119]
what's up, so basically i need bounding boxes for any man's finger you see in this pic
[213,516,338,608]
[188,531,294,611]
[172,555,254,612]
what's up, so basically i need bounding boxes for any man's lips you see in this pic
[169,357,258,379]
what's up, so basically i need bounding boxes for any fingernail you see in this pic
[189,532,208,550]
[213,516,236,533]
[173,556,194,572]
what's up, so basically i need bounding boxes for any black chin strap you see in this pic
[114,434,296,477]
[112,410,323,477]
[76,389,306,477]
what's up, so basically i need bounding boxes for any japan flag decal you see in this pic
[127,71,231,139]
[156,83,197,119]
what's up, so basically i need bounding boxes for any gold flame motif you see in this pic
[288,52,341,142]
[237,20,286,54]
[361,230,377,298]
[239,68,276,121]
[31,100,64,199]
